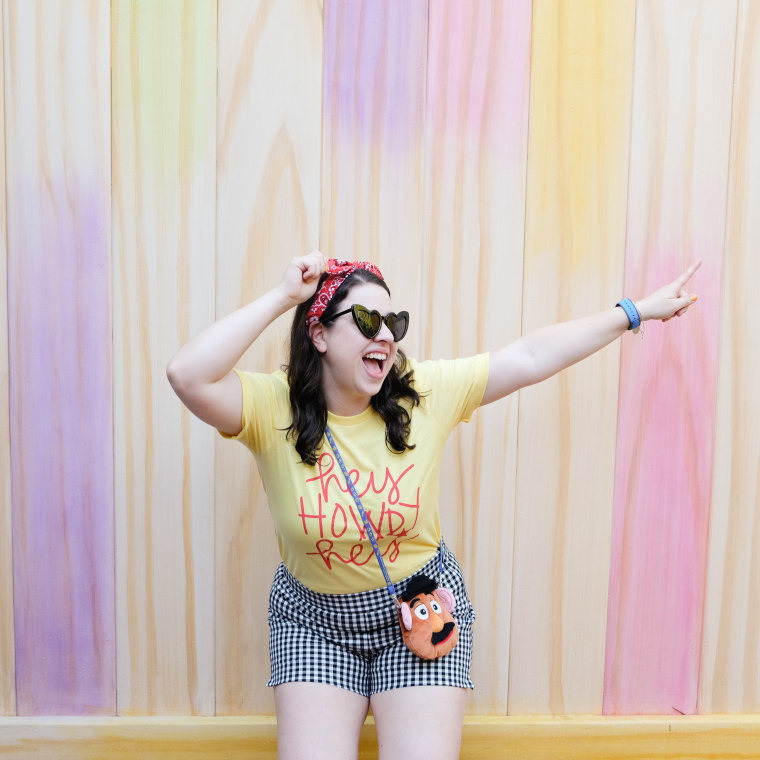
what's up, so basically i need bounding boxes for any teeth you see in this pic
[364,352,387,361]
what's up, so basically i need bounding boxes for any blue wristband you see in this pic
[616,298,641,330]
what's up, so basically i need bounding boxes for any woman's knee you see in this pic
[274,682,370,760]
[371,685,467,760]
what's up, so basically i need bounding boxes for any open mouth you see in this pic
[362,352,387,376]
[431,622,455,646]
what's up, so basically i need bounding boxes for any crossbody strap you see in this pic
[324,426,401,606]
[324,426,445,604]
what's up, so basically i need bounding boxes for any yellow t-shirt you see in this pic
[223,354,489,593]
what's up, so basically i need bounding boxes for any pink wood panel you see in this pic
[5,1,115,715]
[215,0,323,713]
[509,0,636,715]
[699,0,760,714]
[421,0,532,714]
[320,0,428,356]
[0,0,16,717]
[604,0,737,715]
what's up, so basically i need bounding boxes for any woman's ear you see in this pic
[308,321,328,353]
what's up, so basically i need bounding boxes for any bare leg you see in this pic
[274,682,370,760]
[371,686,467,760]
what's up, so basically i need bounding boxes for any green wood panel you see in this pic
[112,0,217,715]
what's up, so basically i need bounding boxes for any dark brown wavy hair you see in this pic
[285,269,421,465]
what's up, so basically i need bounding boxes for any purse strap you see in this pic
[324,426,401,607]
[324,426,444,607]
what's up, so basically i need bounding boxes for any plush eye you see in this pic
[429,599,442,614]
[413,604,429,621]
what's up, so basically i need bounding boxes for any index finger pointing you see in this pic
[673,260,702,289]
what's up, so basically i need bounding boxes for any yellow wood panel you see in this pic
[215,0,323,713]
[0,0,15,718]
[509,0,635,714]
[112,0,217,714]
[1,715,759,759]
[700,0,760,713]
[420,0,531,714]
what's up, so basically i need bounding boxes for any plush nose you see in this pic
[430,611,444,632]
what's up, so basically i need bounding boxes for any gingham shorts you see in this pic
[267,541,476,697]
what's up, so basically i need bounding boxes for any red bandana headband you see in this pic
[305,259,385,326]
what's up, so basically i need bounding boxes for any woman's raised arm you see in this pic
[166,251,327,434]
[480,261,701,406]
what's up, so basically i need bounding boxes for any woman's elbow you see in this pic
[166,355,192,399]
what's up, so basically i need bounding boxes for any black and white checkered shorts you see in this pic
[267,541,476,697]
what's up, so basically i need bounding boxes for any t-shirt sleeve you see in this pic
[218,369,291,452]
[409,353,490,431]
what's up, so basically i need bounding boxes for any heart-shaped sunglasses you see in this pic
[324,304,409,342]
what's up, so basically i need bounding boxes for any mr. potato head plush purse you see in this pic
[325,427,459,660]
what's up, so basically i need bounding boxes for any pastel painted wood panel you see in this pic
[112,0,217,715]
[0,0,16,717]
[320,0,428,356]
[604,0,736,715]
[509,0,635,715]
[5,0,115,714]
[215,0,323,713]
[699,0,760,714]
[421,0,532,714]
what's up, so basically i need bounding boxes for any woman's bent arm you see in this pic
[166,251,327,435]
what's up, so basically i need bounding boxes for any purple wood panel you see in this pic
[6,2,115,715]
[320,0,429,308]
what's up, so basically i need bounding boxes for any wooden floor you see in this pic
[1,715,759,759]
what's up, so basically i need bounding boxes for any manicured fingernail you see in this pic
[690,295,698,302]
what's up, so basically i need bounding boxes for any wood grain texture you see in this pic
[699,0,760,714]
[1,715,759,760]
[420,0,532,714]
[0,0,16,718]
[604,0,736,716]
[508,0,635,715]
[320,0,428,354]
[215,0,323,714]
[1,0,758,724]
[5,0,115,715]
[112,0,216,715]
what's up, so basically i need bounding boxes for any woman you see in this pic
[166,251,699,760]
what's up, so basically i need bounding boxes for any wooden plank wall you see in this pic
[604,0,737,715]
[112,0,217,715]
[699,0,760,714]
[320,0,428,340]
[214,0,322,714]
[421,0,531,714]
[0,0,14,719]
[5,0,114,715]
[1,0,759,741]
[509,0,635,715]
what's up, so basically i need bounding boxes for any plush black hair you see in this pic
[400,574,437,602]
